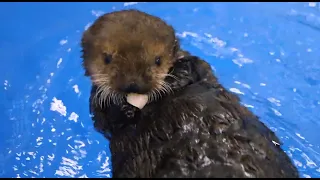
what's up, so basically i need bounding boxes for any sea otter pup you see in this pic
[81,9,299,178]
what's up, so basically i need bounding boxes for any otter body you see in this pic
[81,10,299,178]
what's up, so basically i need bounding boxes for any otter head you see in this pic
[81,10,180,108]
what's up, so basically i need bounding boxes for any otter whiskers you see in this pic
[162,73,179,81]
[91,74,124,108]
[148,73,178,102]
[91,73,180,107]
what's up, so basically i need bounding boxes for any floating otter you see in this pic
[81,9,299,178]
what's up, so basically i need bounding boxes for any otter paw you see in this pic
[121,104,136,119]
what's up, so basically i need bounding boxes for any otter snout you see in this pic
[120,81,150,94]
[121,82,140,93]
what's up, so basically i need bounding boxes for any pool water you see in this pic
[0,2,319,178]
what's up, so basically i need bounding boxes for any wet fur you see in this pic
[82,10,299,178]
[88,55,299,178]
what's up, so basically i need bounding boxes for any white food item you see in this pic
[126,93,148,109]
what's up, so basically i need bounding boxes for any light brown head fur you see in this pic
[81,10,180,106]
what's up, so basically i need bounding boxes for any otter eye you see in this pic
[103,53,112,64]
[155,56,161,66]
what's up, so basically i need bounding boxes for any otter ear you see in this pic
[176,50,187,59]
[173,38,191,60]
[176,49,191,60]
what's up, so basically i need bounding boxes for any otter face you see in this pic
[81,10,179,107]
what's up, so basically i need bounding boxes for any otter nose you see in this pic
[122,82,141,93]
[121,81,150,94]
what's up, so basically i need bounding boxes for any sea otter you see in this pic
[81,9,299,178]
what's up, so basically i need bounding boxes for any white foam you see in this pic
[84,22,92,30]
[50,97,67,116]
[270,108,282,116]
[72,85,80,94]
[68,112,79,123]
[267,97,281,106]
[91,10,104,17]
[229,88,244,95]
[295,133,305,140]
[57,58,63,68]
[59,39,68,45]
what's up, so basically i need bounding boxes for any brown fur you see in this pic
[81,10,180,101]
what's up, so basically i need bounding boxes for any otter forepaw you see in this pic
[121,104,137,119]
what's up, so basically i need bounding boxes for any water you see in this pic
[0,2,320,178]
